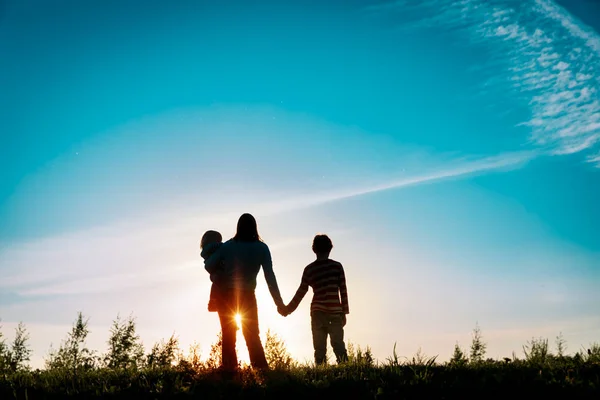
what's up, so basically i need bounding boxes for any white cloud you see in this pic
[367,0,600,166]
[251,150,535,215]
[534,0,600,54]
[0,150,534,298]
[587,152,600,167]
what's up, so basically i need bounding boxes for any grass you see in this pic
[1,358,600,399]
[2,315,599,398]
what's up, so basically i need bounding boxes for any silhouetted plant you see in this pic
[347,341,374,366]
[583,342,600,363]
[407,347,437,367]
[0,321,8,372]
[146,334,179,369]
[45,312,97,372]
[469,322,487,364]
[523,337,549,364]
[265,329,295,369]
[449,342,467,367]
[555,332,567,358]
[385,342,400,367]
[177,341,202,371]
[103,314,144,370]
[403,347,437,384]
[204,332,222,369]
[7,322,31,372]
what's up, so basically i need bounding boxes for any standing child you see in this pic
[200,230,224,312]
[280,234,349,365]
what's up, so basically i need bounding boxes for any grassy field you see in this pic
[1,360,600,399]
[1,314,599,399]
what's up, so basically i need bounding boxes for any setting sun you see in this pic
[234,313,242,329]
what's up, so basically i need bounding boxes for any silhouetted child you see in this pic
[200,230,224,312]
[281,234,349,365]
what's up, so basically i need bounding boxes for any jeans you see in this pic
[217,289,268,370]
[311,310,348,365]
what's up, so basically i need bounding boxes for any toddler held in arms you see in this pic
[200,230,224,312]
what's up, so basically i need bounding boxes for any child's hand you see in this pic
[342,314,347,327]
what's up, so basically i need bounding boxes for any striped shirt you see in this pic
[286,258,349,315]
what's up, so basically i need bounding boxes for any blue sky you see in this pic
[1,0,599,366]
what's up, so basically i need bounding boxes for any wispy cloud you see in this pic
[0,150,534,298]
[367,0,600,166]
[254,150,535,215]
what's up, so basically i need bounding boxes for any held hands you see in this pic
[342,314,347,327]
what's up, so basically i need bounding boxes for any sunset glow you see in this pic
[1,0,600,370]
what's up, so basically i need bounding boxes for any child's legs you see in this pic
[327,313,348,363]
[311,311,328,365]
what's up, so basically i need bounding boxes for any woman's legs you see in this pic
[239,291,269,369]
[217,296,238,370]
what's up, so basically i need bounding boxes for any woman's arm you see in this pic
[261,244,284,308]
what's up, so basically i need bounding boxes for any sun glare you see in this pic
[234,313,242,329]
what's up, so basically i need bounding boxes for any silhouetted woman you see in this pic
[204,213,285,370]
